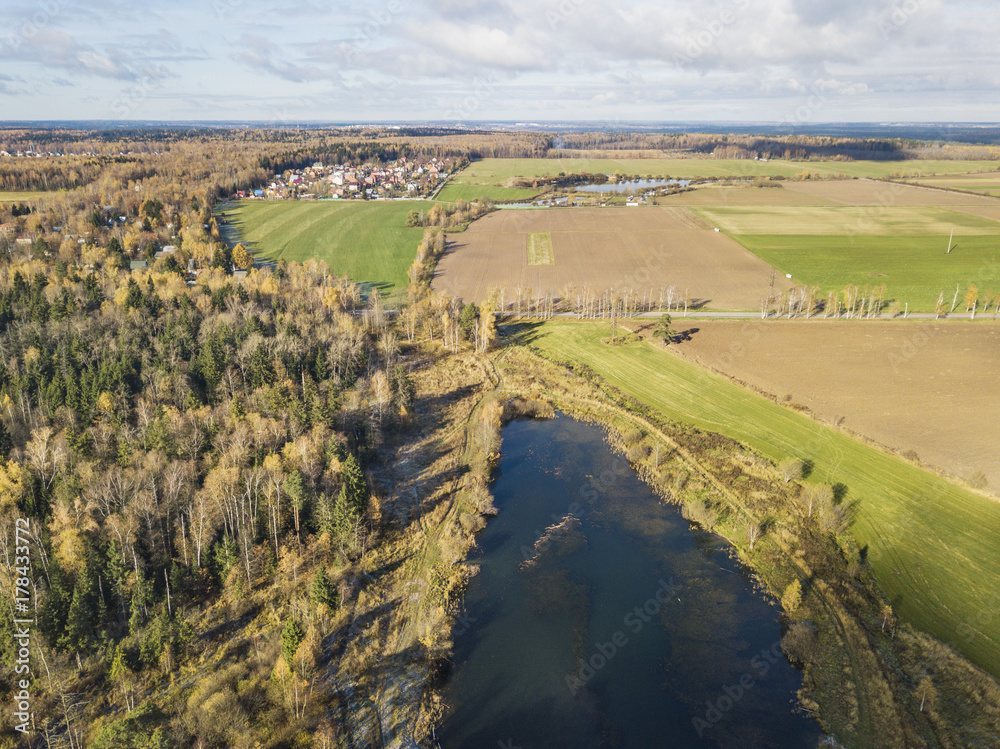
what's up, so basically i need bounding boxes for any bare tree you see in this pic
[801,483,833,518]
[778,457,804,483]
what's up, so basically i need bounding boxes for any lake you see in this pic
[573,178,691,193]
[439,415,821,749]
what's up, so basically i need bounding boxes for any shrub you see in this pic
[622,427,644,445]
[782,622,819,666]
[626,444,649,463]
[781,579,803,614]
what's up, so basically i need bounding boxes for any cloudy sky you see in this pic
[1,0,998,123]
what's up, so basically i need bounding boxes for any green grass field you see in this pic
[436,184,540,203]
[0,191,49,202]
[527,233,554,265]
[525,321,1000,679]
[694,205,1000,236]
[732,234,1000,310]
[221,200,430,296]
[452,158,1000,186]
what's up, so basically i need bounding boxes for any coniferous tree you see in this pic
[281,619,305,666]
[310,565,338,611]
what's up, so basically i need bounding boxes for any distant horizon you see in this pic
[5,120,1000,146]
[3,119,1000,125]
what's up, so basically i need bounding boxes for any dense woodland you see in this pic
[550,131,1000,161]
[0,253,435,745]
[0,127,491,748]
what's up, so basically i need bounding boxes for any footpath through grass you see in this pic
[221,199,430,297]
[525,320,1000,679]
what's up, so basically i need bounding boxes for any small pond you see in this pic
[573,178,691,193]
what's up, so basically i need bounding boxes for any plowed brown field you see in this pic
[433,207,793,309]
[780,179,999,206]
[668,319,1000,489]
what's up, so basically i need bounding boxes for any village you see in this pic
[233,156,454,201]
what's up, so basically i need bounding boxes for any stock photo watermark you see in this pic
[692,639,786,737]
[111,66,168,119]
[673,0,749,67]
[565,577,681,695]
[444,75,502,122]
[0,0,67,53]
[12,518,34,735]
[340,1,403,63]
[879,0,930,39]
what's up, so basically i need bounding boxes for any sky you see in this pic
[1,0,999,123]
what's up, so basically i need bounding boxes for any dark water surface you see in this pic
[439,415,821,749]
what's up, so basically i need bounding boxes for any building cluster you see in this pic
[233,157,453,201]
[0,149,145,158]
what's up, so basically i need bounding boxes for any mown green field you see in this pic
[453,158,1000,186]
[436,183,540,203]
[525,321,1000,679]
[221,200,430,296]
[733,234,1000,311]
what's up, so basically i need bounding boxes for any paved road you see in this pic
[539,311,985,321]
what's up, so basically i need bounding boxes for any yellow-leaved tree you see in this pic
[0,459,26,513]
[232,243,254,270]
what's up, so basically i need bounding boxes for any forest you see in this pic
[0,126,493,748]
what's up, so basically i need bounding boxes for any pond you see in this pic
[573,178,691,193]
[439,415,821,749]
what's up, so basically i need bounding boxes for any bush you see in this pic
[682,499,718,531]
[782,622,819,666]
[626,444,649,463]
[781,579,803,614]
[623,428,643,445]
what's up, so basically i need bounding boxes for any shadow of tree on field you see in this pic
[501,321,546,346]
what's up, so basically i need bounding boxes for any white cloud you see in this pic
[2,0,999,119]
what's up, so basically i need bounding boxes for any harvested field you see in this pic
[951,204,1000,222]
[695,205,1000,236]
[666,319,1000,489]
[433,207,793,309]
[655,186,831,207]
[781,179,999,206]
[910,172,1000,197]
